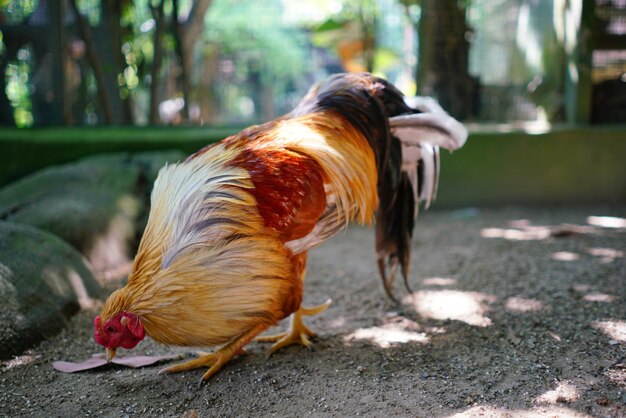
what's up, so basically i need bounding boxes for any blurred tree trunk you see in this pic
[149,0,213,124]
[172,0,190,121]
[179,0,213,71]
[563,0,594,123]
[58,0,73,125]
[101,0,134,124]
[177,0,214,123]
[0,8,33,126]
[416,0,478,120]
[69,0,114,124]
[261,81,275,121]
[149,0,166,124]
[34,0,64,125]
[358,0,377,73]
[0,58,15,126]
[198,45,219,123]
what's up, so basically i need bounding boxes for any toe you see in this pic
[256,332,287,343]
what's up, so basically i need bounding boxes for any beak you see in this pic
[106,348,117,362]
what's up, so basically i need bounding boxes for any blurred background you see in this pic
[0,0,624,127]
[0,0,624,207]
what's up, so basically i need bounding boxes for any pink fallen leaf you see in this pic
[53,353,183,373]
[52,355,107,373]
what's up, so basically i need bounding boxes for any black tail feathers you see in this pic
[294,72,466,302]
[292,72,412,176]
[375,117,417,303]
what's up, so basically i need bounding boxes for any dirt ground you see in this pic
[1,205,625,418]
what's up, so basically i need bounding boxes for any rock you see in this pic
[0,151,184,277]
[0,221,102,359]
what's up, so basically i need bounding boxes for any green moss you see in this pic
[0,125,625,206]
[0,126,240,186]
[437,126,626,206]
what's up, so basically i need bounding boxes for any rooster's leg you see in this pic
[159,323,268,382]
[256,299,331,354]
[257,252,331,353]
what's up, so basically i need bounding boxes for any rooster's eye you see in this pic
[107,326,118,333]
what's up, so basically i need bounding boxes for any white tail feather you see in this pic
[390,97,467,215]
[389,113,467,151]
[419,143,438,209]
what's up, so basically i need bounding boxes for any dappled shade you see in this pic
[586,247,623,263]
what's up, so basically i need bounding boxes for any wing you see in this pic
[285,190,346,254]
[233,145,328,243]
[128,143,261,282]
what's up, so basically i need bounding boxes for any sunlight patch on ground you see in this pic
[592,320,626,343]
[41,267,71,297]
[587,247,624,263]
[344,326,429,348]
[482,221,597,241]
[583,293,616,303]
[344,316,428,348]
[405,290,495,327]
[535,381,580,404]
[551,251,580,261]
[481,226,552,240]
[328,316,346,329]
[1,354,37,371]
[573,284,591,293]
[587,215,626,229]
[67,269,95,309]
[421,277,457,286]
[448,405,592,418]
[505,296,544,313]
[96,261,133,282]
[572,284,617,303]
[605,363,626,389]
[508,219,529,227]
[88,194,139,277]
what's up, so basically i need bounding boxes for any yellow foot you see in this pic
[158,324,266,382]
[158,351,222,380]
[256,299,331,355]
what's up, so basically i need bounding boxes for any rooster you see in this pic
[94,73,467,381]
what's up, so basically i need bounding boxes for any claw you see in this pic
[301,299,332,316]
[400,257,413,295]
[378,257,399,303]
[158,323,267,382]
[401,270,413,295]
[256,300,332,355]
[158,353,217,376]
